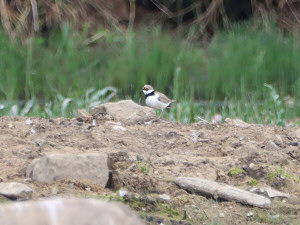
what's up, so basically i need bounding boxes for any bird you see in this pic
[142,84,176,120]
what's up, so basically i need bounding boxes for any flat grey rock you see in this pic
[249,187,290,198]
[225,118,251,128]
[158,194,171,202]
[175,177,271,208]
[0,198,143,225]
[26,153,109,186]
[90,100,156,125]
[0,182,33,200]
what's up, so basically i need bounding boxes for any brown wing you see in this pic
[156,91,176,105]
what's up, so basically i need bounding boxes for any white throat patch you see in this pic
[143,89,154,95]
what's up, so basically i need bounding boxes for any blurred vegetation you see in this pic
[0,0,299,125]
[0,20,299,125]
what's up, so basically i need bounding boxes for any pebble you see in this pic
[51,187,59,195]
[247,211,254,217]
[30,129,36,134]
[112,125,127,131]
[26,119,33,125]
[119,190,127,197]
[158,194,171,202]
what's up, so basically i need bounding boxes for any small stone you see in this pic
[112,125,127,131]
[51,187,59,195]
[219,213,225,218]
[231,141,242,148]
[191,130,198,143]
[247,211,254,217]
[30,129,36,134]
[265,140,280,151]
[0,182,33,200]
[77,109,93,123]
[225,118,250,128]
[25,119,33,125]
[119,190,127,197]
[158,194,171,202]
[85,187,91,192]
[249,163,255,168]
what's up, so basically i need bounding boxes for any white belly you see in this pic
[146,95,168,110]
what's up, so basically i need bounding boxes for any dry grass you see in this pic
[1,0,300,40]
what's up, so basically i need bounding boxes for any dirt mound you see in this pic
[0,115,299,224]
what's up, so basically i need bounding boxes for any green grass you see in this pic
[0,21,299,125]
[229,168,244,176]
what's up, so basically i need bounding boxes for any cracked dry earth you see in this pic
[0,115,299,224]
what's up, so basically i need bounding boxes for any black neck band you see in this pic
[145,91,155,98]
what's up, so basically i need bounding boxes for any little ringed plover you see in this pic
[142,84,176,119]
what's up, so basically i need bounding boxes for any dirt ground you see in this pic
[0,116,299,224]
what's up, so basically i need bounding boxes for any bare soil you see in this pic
[0,116,299,224]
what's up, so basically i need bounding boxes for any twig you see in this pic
[128,0,136,30]
[30,0,39,32]
[151,0,201,18]
[0,0,14,38]
[197,116,209,124]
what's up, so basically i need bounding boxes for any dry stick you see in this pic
[128,0,136,30]
[286,0,300,23]
[30,0,39,32]
[197,116,209,124]
[218,0,229,27]
[175,0,221,36]
[93,5,125,35]
[150,0,201,18]
[0,0,14,38]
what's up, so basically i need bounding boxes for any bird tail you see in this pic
[167,100,176,108]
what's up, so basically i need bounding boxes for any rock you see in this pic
[158,194,171,202]
[248,187,290,198]
[191,130,198,143]
[225,118,250,128]
[0,198,143,225]
[0,182,33,200]
[26,153,109,186]
[112,125,127,131]
[175,177,271,208]
[90,100,156,125]
[77,109,93,123]
[51,186,59,195]
[265,140,280,151]
[231,141,242,148]
[247,211,254,217]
